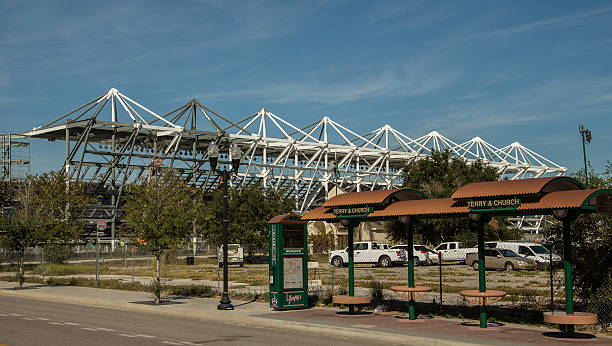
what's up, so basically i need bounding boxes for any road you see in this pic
[0,295,372,346]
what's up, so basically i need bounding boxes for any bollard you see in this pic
[438,252,443,314]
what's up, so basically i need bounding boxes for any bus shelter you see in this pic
[302,176,612,332]
[303,188,428,314]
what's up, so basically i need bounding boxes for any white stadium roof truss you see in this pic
[22,88,566,233]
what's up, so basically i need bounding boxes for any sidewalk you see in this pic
[0,281,610,346]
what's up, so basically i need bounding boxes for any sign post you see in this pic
[96,220,106,288]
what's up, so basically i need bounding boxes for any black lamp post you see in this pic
[208,141,242,310]
[578,124,591,188]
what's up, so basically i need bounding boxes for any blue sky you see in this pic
[1,0,611,174]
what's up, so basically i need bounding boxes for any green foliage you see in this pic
[202,183,295,256]
[544,162,612,300]
[588,273,612,324]
[310,221,336,254]
[386,150,503,245]
[0,173,93,288]
[120,169,205,303]
[45,244,73,264]
[401,150,500,199]
[369,280,385,307]
[121,170,204,255]
[166,285,214,298]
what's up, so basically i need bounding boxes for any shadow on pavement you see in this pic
[461,321,505,328]
[233,294,260,307]
[542,331,596,339]
[129,299,185,306]
[2,284,48,290]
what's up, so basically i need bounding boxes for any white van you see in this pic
[217,244,244,267]
[485,241,560,267]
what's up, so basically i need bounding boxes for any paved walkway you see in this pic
[0,281,609,346]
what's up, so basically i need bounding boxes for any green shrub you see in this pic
[45,245,73,264]
[166,285,214,298]
[369,280,385,307]
[588,273,612,325]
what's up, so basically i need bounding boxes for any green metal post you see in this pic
[478,220,487,328]
[563,218,574,334]
[347,222,355,313]
[406,221,416,320]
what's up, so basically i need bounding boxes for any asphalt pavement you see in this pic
[0,281,610,346]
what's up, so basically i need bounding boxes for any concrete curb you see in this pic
[0,285,479,346]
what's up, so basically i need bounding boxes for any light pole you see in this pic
[579,124,591,188]
[208,141,242,310]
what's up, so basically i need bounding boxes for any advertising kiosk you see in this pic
[268,214,308,310]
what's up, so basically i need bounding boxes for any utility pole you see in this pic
[578,124,591,188]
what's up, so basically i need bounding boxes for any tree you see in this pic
[543,161,612,301]
[386,150,514,245]
[310,221,336,254]
[203,183,295,257]
[0,173,93,288]
[121,170,204,304]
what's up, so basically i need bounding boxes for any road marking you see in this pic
[180,342,202,345]
[0,313,8,316]
[81,327,98,331]
[135,334,156,339]
[64,322,79,326]
[35,317,49,320]
[21,317,35,320]
[49,322,64,325]
[96,327,115,332]
[117,333,139,338]
[10,313,24,317]
[351,324,376,329]
[162,342,183,345]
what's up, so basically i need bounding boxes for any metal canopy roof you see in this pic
[451,176,584,200]
[302,178,612,221]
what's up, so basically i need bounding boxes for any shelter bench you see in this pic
[543,311,597,326]
[391,285,432,320]
[459,289,506,306]
[391,285,432,301]
[333,295,371,314]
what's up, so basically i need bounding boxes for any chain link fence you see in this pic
[1,239,611,329]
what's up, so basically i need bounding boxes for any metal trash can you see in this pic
[186,256,195,265]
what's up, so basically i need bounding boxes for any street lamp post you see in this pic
[579,124,591,188]
[207,141,242,311]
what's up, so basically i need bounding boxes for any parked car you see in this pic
[391,244,431,265]
[329,242,406,268]
[465,248,537,271]
[485,241,561,268]
[217,244,244,267]
[434,241,477,262]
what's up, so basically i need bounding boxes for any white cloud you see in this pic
[478,6,612,38]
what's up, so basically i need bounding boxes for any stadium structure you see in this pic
[18,88,567,238]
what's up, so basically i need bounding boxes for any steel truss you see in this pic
[21,88,567,236]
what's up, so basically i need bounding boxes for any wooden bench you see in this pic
[543,311,598,325]
[459,290,506,306]
[333,295,371,314]
[390,285,432,301]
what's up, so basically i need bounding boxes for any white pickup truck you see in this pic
[329,242,406,268]
[434,242,477,262]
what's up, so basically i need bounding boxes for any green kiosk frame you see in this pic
[268,214,308,310]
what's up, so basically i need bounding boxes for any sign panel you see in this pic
[468,197,521,212]
[283,256,303,289]
[97,220,107,231]
[596,194,612,215]
[332,206,374,217]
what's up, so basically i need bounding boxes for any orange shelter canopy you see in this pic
[301,176,612,221]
